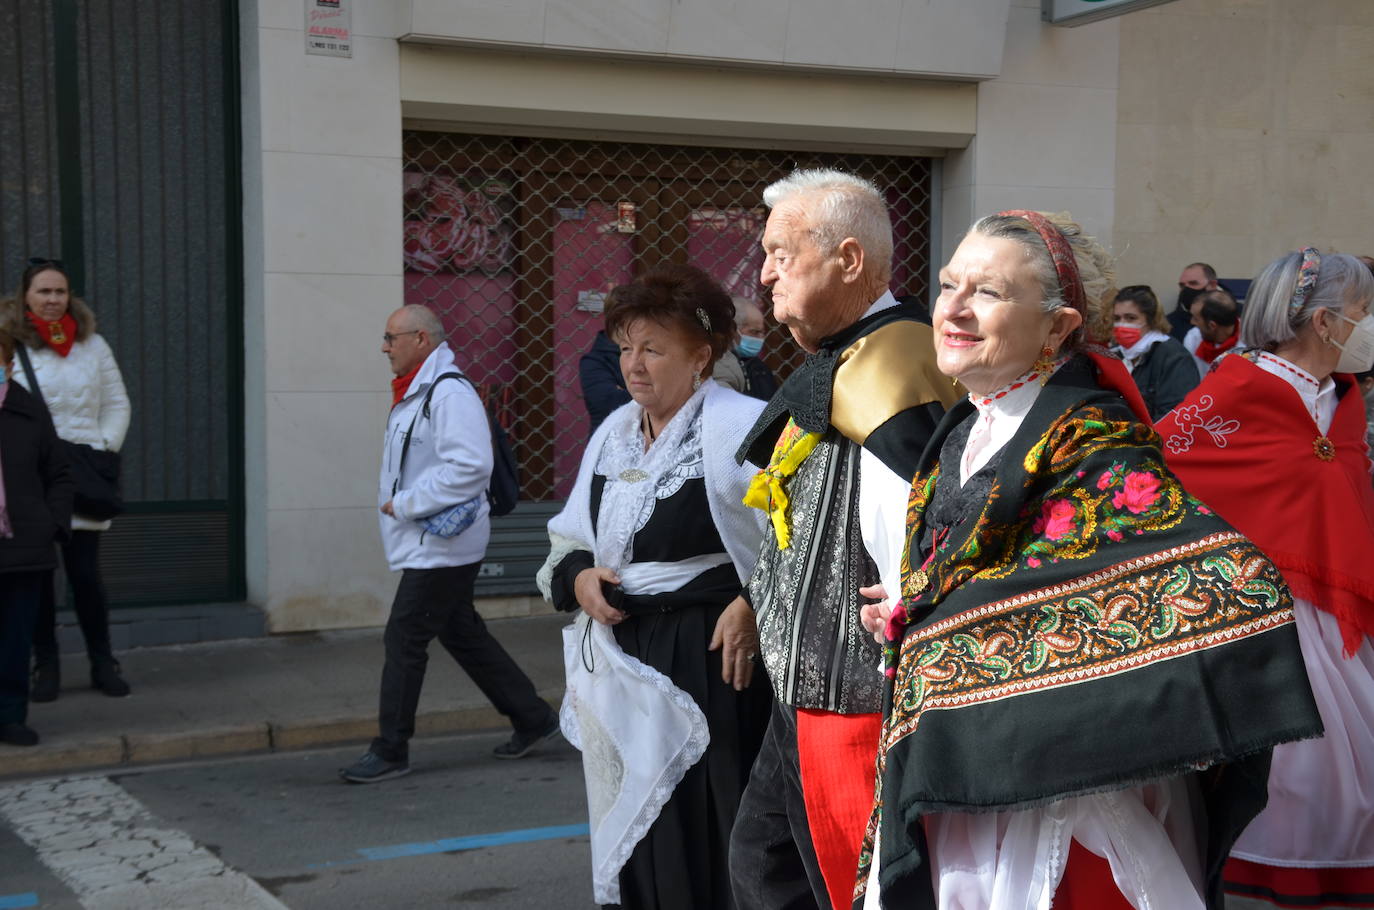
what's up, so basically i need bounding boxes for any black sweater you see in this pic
[0,382,73,574]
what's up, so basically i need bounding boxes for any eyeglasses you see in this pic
[382,330,420,344]
[26,257,64,270]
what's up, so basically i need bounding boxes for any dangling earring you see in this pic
[692,373,703,391]
[1033,345,1056,384]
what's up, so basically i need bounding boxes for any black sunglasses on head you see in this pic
[26,257,64,269]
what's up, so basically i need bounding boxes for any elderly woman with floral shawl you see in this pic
[857,211,1321,910]
[538,264,770,909]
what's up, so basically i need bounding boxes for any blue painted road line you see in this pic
[0,894,38,909]
[308,822,590,869]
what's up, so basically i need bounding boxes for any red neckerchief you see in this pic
[1194,324,1240,363]
[390,364,422,407]
[1156,354,1374,654]
[27,311,78,357]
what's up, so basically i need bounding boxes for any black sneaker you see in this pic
[30,661,59,703]
[339,750,411,783]
[0,723,39,747]
[91,660,131,698]
[493,716,562,760]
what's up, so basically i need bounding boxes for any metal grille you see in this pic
[0,1,61,289]
[0,0,239,607]
[403,131,933,503]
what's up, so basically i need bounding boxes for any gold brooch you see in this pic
[909,568,930,594]
[1313,436,1335,461]
[619,468,649,483]
[49,322,67,344]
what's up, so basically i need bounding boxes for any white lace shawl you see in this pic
[537,379,766,599]
[538,380,766,904]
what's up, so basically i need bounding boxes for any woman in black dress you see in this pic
[539,264,771,909]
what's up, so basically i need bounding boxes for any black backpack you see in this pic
[418,372,520,516]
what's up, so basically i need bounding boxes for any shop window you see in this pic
[403,132,933,503]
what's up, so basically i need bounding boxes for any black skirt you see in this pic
[608,566,772,910]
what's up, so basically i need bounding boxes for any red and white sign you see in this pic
[306,0,351,57]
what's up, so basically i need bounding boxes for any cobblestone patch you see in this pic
[0,777,288,910]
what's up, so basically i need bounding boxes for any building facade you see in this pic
[5,0,1369,633]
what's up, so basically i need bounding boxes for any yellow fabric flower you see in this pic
[743,419,823,549]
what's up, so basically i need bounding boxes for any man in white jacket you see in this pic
[339,305,558,784]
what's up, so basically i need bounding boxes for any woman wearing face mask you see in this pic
[3,260,132,701]
[1109,285,1199,419]
[1157,248,1374,909]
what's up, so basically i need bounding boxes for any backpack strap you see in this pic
[15,344,46,409]
[391,372,465,496]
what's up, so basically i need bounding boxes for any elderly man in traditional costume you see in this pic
[857,211,1322,910]
[1157,248,1374,910]
[728,169,959,910]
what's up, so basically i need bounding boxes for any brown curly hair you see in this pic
[603,264,736,370]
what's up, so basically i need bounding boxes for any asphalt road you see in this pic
[0,730,599,910]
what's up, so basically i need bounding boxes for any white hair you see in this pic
[968,211,1116,347]
[1240,250,1374,350]
[398,303,446,341]
[762,169,893,282]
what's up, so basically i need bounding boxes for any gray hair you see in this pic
[1240,250,1374,350]
[762,169,893,282]
[968,211,1116,347]
[398,304,446,341]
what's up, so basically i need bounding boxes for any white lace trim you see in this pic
[559,614,709,905]
[592,383,709,573]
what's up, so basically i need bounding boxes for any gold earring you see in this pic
[1033,346,1056,380]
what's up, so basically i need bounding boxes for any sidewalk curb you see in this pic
[0,687,565,780]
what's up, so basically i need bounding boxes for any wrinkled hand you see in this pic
[380,499,396,517]
[709,596,759,691]
[575,566,625,625]
[859,582,894,644]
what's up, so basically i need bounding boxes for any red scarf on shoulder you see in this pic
[1156,354,1374,654]
[27,311,78,357]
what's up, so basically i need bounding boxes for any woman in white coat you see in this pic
[6,259,131,699]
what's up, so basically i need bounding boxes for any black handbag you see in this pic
[16,344,125,520]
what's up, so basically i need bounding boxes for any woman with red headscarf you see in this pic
[858,212,1321,910]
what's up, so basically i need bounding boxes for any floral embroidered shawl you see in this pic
[860,356,1321,909]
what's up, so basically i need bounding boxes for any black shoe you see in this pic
[30,661,60,703]
[493,716,562,760]
[91,660,131,697]
[0,723,39,747]
[338,751,411,783]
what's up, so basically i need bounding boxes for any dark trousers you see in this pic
[371,562,553,762]
[0,573,44,725]
[729,702,829,910]
[33,530,113,666]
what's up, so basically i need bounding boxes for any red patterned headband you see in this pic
[996,209,1087,317]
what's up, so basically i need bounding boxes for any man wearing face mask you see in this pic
[1167,261,1219,340]
[1157,248,1374,910]
[731,297,779,402]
